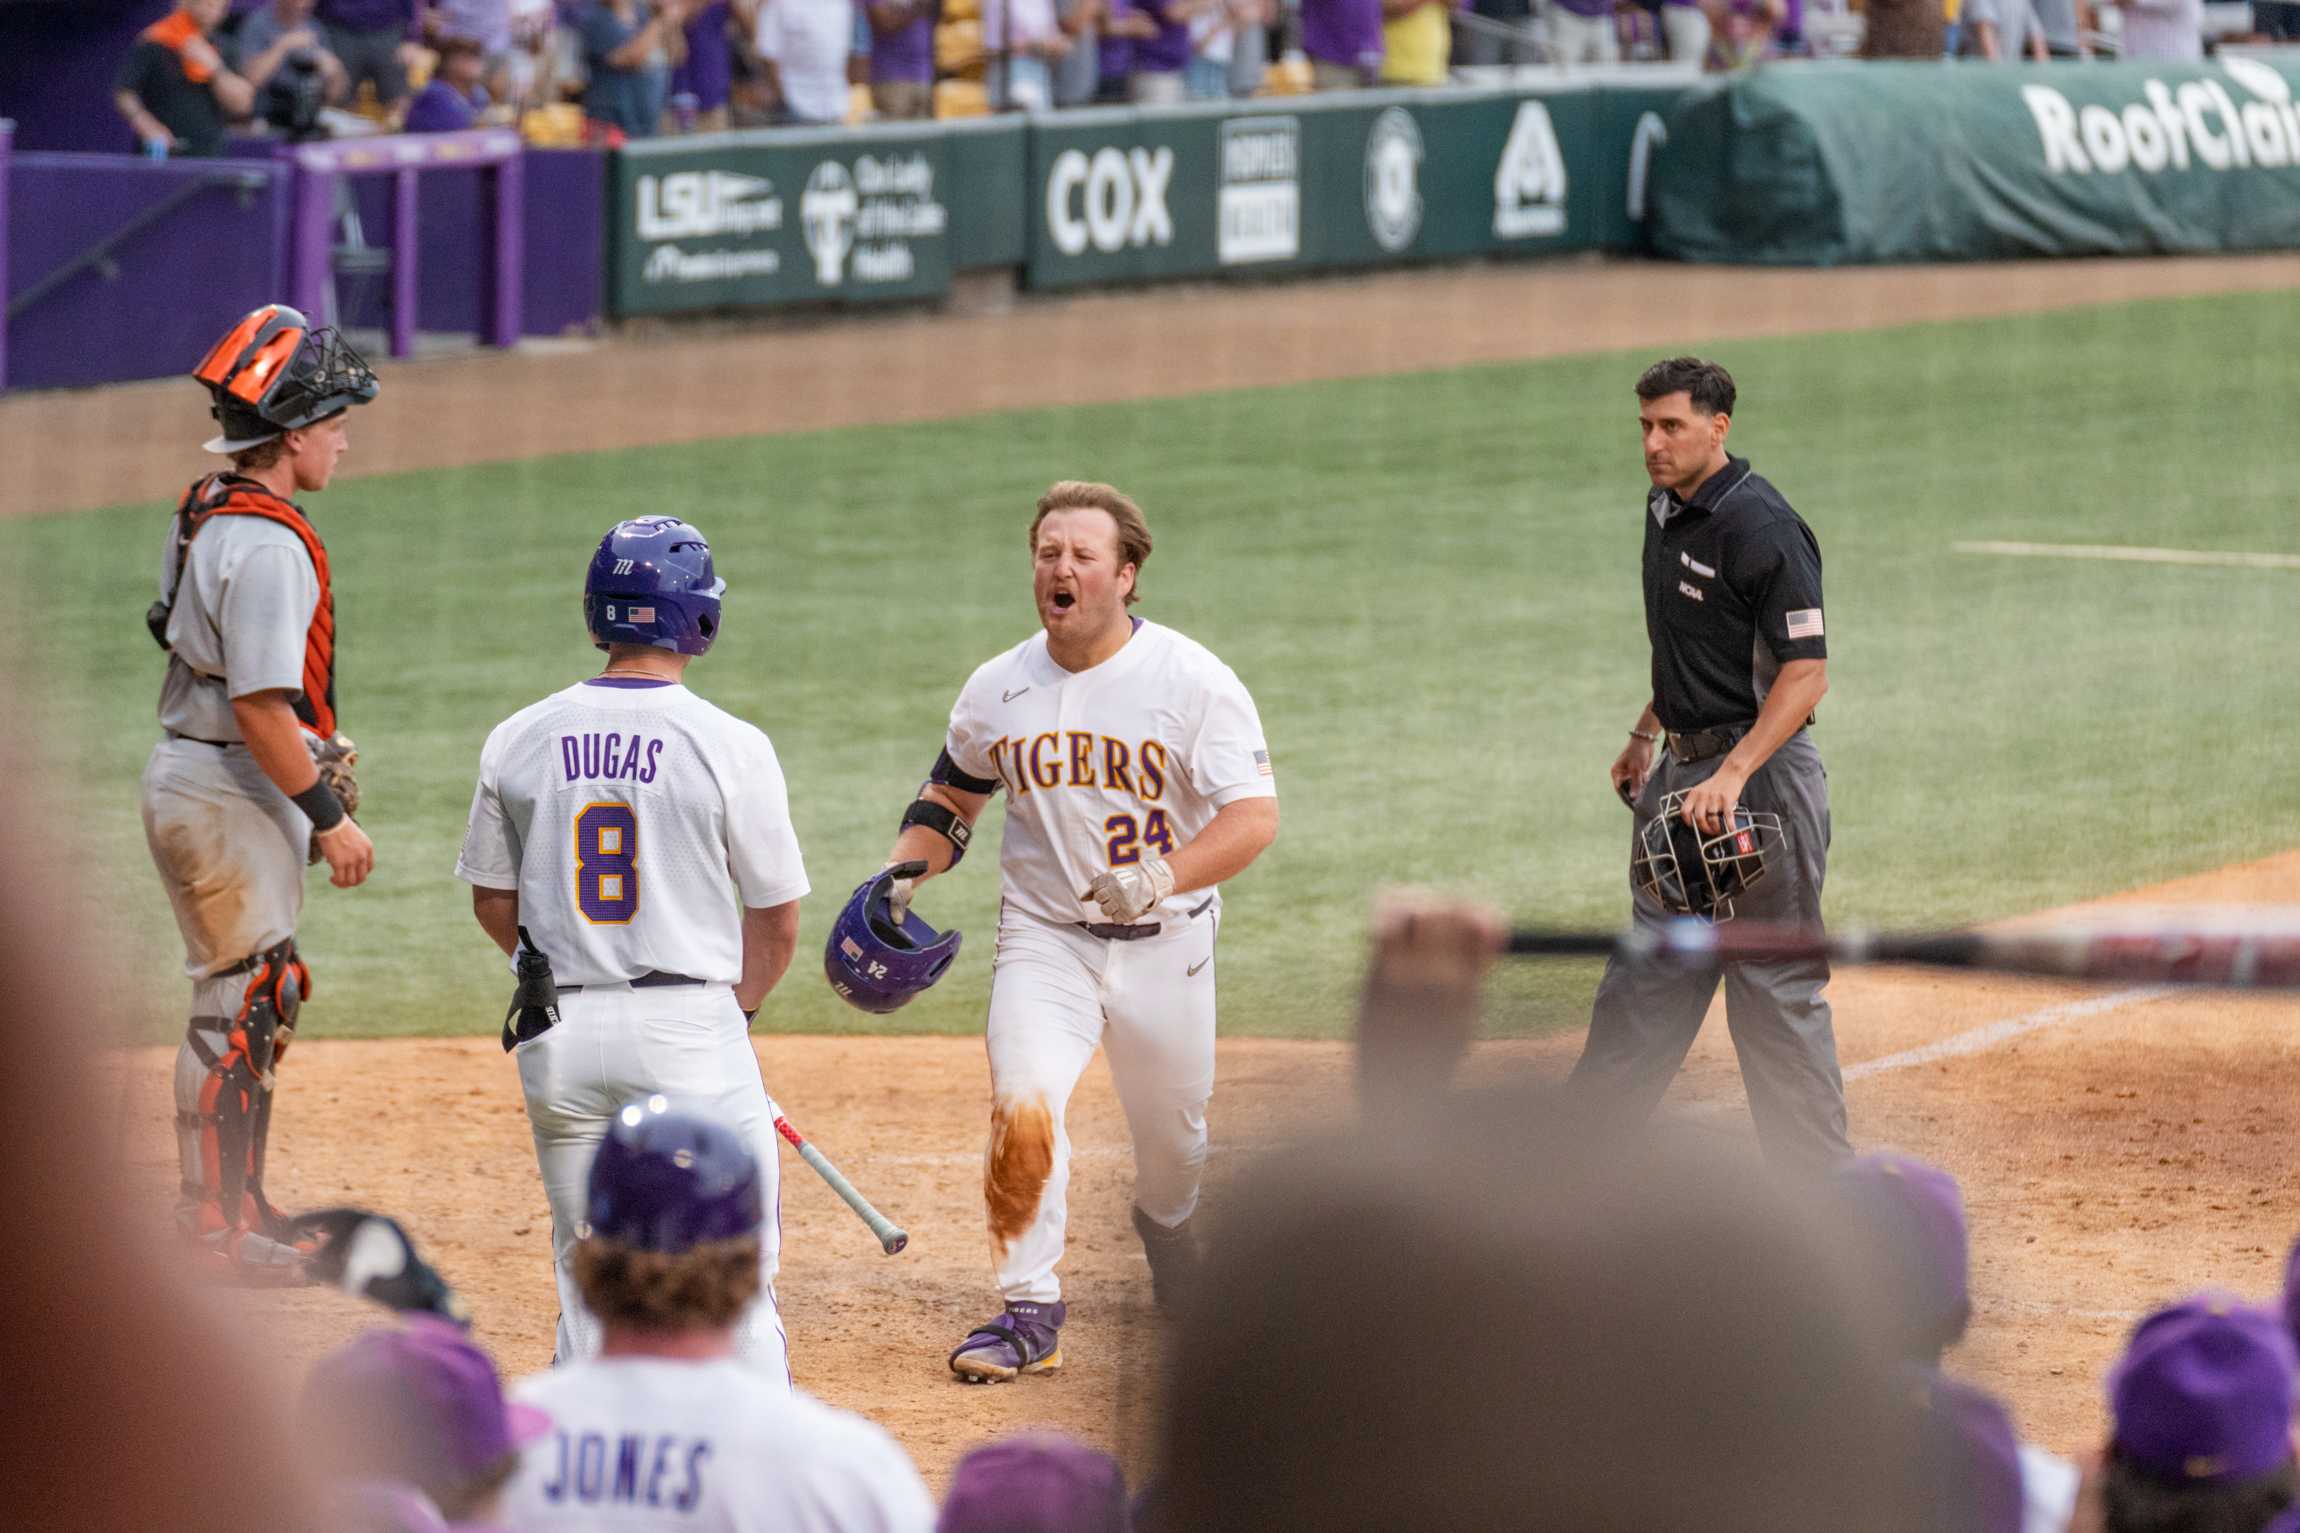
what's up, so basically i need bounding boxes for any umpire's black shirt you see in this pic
[1642,456,1828,732]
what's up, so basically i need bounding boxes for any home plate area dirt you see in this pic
[106,851,2300,1489]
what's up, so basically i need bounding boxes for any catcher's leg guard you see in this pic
[176,938,311,1266]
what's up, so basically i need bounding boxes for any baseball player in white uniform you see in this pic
[455,516,808,1379]
[876,480,1279,1382]
[502,1098,934,1533]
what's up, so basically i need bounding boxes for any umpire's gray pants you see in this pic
[1568,731,1851,1168]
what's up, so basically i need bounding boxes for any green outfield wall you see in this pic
[607,80,1685,315]
[1650,55,2300,265]
[604,57,2300,315]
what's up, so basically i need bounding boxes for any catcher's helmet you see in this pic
[192,303,378,454]
[584,516,726,656]
[824,862,963,1014]
[1633,790,1783,922]
[585,1097,763,1253]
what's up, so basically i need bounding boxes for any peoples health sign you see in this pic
[612,132,952,313]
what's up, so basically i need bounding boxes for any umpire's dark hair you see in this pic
[2102,1448,2298,1533]
[1154,1089,1950,1533]
[1637,357,1737,418]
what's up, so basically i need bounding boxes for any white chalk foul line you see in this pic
[1838,985,2173,1085]
[1681,984,2173,1119]
[1953,540,2300,572]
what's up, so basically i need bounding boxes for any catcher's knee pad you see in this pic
[180,938,310,1241]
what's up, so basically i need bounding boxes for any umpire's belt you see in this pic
[1078,896,1215,942]
[166,730,240,749]
[1666,724,1751,763]
[556,970,708,994]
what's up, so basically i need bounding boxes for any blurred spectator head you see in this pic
[303,1318,550,1524]
[437,33,490,90]
[1835,1150,1971,1363]
[938,1433,1131,1533]
[186,0,231,28]
[572,1098,766,1335]
[2105,1294,2299,1532]
[1913,1370,2025,1533]
[1154,1088,1942,1533]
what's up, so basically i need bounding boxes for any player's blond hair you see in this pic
[572,1233,763,1331]
[1030,481,1153,607]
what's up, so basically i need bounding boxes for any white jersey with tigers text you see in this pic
[944,619,1275,928]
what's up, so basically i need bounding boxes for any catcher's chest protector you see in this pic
[151,475,339,737]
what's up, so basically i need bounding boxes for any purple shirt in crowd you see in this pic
[402,77,484,129]
[1299,0,1382,68]
[317,0,418,35]
[1116,0,1190,70]
[866,0,938,83]
[1548,0,1613,18]
[671,0,732,108]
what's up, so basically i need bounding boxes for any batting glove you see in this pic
[883,859,926,925]
[1082,857,1175,924]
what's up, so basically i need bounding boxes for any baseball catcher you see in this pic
[144,303,378,1278]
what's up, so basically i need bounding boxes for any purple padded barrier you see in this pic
[0,121,11,393]
[3,151,293,392]
[287,128,524,358]
[338,148,600,341]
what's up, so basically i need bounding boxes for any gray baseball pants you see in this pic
[1568,730,1851,1168]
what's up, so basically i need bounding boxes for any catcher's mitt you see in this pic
[305,732,360,863]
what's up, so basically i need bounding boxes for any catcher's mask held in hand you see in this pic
[1634,790,1783,922]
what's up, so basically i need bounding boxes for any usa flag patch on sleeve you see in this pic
[1785,609,1824,640]
[1254,749,1274,778]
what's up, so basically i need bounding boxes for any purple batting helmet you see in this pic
[584,516,726,656]
[824,862,963,1014]
[585,1097,764,1252]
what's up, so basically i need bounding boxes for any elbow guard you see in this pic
[900,797,973,867]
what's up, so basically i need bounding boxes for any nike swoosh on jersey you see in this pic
[1187,956,1210,977]
[1003,687,1032,703]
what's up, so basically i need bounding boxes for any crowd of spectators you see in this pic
[248,896,2300,1533]
[110,0,2279,152]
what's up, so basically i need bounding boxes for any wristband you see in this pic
[899,797,972,866]
[292,780,346,832]
[1629,729,1661,742]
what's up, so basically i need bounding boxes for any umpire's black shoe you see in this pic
[1133,1204,1199,1318]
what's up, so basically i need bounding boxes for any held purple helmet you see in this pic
[583,516,726,656]
[824,862,963,1014]
[584,1096,763,1252]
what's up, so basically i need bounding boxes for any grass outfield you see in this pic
[12,288,2299,1043]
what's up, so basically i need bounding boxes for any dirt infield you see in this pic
[104,850,2300,1487]
[9,251,2300,518]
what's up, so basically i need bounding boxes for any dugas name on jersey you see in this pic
[987,731,1169,799]
[560,731,666,785]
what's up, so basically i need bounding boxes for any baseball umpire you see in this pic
[1568,357,1849,1167]
[145,303,379,1277]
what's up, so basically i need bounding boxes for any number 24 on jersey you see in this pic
[1104,809,1174,866]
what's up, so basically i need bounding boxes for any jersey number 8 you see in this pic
[1104,810,1175,867]
[576,802,640,924]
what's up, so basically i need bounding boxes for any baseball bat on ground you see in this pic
[1504,912,2300,989]
[773,1112,909,1255]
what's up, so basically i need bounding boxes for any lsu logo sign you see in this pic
[1046,146,1175,256]
[635,171,783,240]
